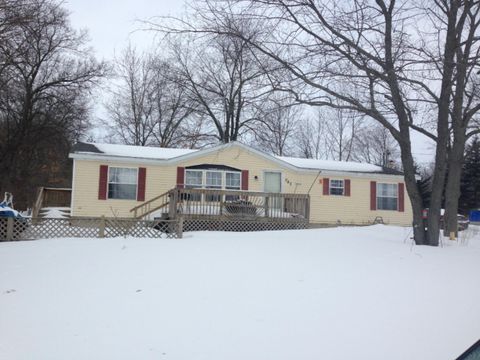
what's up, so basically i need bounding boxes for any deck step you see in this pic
[38,207,71,219]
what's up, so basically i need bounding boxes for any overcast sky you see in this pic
[66,0,184,59]
[64,0,435,164]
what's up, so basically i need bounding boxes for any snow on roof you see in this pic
[276,156,383,173]
[73,142,391,174]
[77,142,198,160]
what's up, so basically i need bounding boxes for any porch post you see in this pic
[6,217,14,241]
[169,189,179,219]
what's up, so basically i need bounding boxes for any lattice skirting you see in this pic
[0,217,308,241]
[183,219,308,232]
[0,217,180,241]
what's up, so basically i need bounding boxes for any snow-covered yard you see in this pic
[1,225,479,360]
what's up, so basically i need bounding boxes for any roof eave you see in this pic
[69,141,408,179]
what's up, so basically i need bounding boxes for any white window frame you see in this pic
[184,168,242,202]
[185,169,203,188]
[225,171,241,190]
[205,170,223,189]
[376,183,398,211]
[107,166,138,200]
[184,169,242,191]
[329,179,344,196]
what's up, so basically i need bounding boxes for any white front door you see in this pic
[264,171,282,210]
[264,171,281,193]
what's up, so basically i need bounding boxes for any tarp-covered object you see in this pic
[469,210,480,222]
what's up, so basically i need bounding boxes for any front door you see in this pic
[264,171,282,210]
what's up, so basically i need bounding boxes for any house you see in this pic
[69,141,412,226]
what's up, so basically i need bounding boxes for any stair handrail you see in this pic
[129,189,173,219]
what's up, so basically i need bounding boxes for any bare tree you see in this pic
[251,96,300,156]
[0,0,106,208]
[321,108,361,161]
[106,46,157,146]
[354,122,400,168]
[296,113,327,160]
[155,0,480,245]
[105,46,194,147]
[160,18,274,144]
[444,23,480,235]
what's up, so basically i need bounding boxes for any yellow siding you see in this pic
[71,145,413,225]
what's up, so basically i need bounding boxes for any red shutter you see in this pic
[176,167,185,189]
[323,178,329,195]
[344,179,351,196]
[98,165,108,200]
[241,170,249,190]
[398,183,405,212]
[370,181,377,210]
[137,167,146,201]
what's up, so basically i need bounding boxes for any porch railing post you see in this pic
[6,217,14,241]
[264,196,269,218]
[177,216,183,239]
[99,216,106,238]
[305,196,310,222]
[169,189,178,219]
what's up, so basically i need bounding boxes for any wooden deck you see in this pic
[130,188,310,226]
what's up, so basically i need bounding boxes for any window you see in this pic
[377,183,398,210]
[108,167,137,200]
[183,168,242,201]
[185,170,202,188]
[206,171,222,201]
[329,179,344,196]
[226,172,241,190]
[185,170,203,201]
[225,172,241,201]
[206,171,222,189]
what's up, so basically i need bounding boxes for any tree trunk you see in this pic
[425,0,459,246]
[399,140,427,245]
[444,128,466,237]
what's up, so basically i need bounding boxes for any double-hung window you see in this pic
[225,172,241,190]
[377,183,398,210]
[206,171,222,201]
[185,170,203,188]
[329,179,344,196]
[185,170,203,201]
[108,167,137,200]
[225,172,241,200]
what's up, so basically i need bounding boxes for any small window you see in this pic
[226,172,241,201]
[185,170,202,187]
[226,172,241,190]
[206,171,222,189]
[108,167,137,200]
[185,170,202,201]
[329,179,344,196]
[206,171,222,201]
[377,183,398,210]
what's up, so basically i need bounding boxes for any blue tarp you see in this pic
[0,203,20,218]
[469,210,480,222]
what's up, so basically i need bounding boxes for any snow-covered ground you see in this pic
[1,225,479,360]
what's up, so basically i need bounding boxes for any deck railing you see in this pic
[164,188,310,221]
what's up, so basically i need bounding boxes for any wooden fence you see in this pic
[0,217,182,241]
[0,214,309,241]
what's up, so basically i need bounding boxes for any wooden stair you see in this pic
[130,190,174,219]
